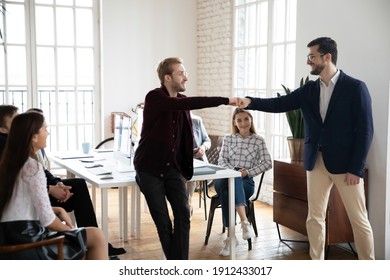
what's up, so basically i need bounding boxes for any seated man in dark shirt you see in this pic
[0,105,126,258]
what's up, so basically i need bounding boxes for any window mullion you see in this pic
[72,5,79,145]
[26,0,37,109]
[264,0,274,155]
[93,0,102,143]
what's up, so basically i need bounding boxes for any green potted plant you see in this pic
[277,76,309,161]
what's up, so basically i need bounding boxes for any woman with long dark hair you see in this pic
[0,112,108,260]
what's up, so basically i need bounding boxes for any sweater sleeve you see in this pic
[23,158,56,227]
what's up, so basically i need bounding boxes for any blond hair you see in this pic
[156,57,183,84]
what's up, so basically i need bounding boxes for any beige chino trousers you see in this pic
[306,152,375,260]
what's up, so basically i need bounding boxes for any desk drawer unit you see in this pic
[273,159,368,246]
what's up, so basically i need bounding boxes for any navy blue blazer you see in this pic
[247,70,373,178]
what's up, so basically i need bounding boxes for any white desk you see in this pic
[48,153,240,259]
[48,152,140,242]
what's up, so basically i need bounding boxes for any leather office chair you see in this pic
[0,235,65,260]
[204,172,265,250]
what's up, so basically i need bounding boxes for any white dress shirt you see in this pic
[320,69,340,122]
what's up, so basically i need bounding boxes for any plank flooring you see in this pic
[93,187,357,260]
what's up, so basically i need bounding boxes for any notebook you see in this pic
[86,166,112,175]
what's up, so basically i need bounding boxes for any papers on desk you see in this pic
[79,158,106,163]
[86,166,112,175]
[115,172,136,180]
[193,159,206,168]
[93,148,113,153]
[193,165,226,175]
[116,162,135,173]
[55,152,94,159]
[193,159,226,175]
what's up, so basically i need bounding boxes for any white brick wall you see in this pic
[196,0,274,205]
[197,0,233,136]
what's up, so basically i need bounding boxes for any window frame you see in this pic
[0,0,101,152]
[233,0,298,182]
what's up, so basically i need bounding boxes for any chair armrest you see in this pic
[0,235,65,260]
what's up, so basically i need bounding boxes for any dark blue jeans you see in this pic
[135,168,190,260]
[214,176,254,227]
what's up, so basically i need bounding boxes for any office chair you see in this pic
[0,235,65,260]
[204,172,265,250]
[95,137,114,149]
[198,146,221,220]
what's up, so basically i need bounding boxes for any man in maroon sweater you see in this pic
[134,57,236,259]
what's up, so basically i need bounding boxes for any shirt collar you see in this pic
[330,69,340,85]
[320,69,340,87]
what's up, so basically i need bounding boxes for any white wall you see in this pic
[101,0,197,136]
[296,0,390,259]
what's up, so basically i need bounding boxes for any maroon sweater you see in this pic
[133,86,229,180]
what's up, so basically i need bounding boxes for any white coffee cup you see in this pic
[82,142,91,154]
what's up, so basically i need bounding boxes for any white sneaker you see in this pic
[219,237,239,256]
[241,220,255,240]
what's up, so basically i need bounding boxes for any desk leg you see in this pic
[228,177,236,260]
[101,188,108,240]
[130,187,135,237]
[66,171,75,179]
[91,185,96,211]
[119,187,128,242]
[130,185,141,239]
[135,186,141,239]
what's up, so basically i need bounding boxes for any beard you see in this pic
[172,81,186,93]
[310,63,325,75]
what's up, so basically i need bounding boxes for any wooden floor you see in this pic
[94,187,357,260]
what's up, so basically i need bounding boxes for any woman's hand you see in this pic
[52,207,74,229]
[239,168,248,177]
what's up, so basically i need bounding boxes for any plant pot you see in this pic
[287,137,304,162]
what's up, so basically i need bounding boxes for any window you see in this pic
[0,0,100,152]
[234,0,297,161]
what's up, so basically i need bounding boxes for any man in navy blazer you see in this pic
[239,37,375,260]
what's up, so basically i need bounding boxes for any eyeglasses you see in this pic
[171,71,188,78]
[307,53,325,62]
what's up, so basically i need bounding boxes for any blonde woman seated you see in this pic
[0,112,108,260]
[215,108,272,256]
